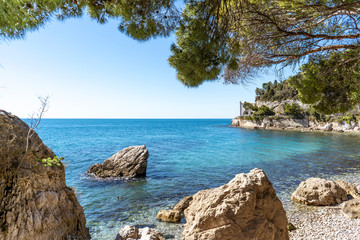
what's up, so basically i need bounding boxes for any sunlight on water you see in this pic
[37,119,360,239]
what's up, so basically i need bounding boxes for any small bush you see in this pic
[35,156,64,167]
[342,114,357,124]
[252,105,275,121]
[284,103,305,119]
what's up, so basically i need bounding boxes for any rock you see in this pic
[342,199,360,219]
[173,195,193,212]
[291,178,347,206]
[88,145,149,178]
[0,110,90,240]
[335,180,360,199]
[115,225,165,240]
[182,168,289,240]
[323,123,333,131]
[156,210,181,223]
[274,105,284,115]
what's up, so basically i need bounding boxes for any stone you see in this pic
[115,225,165,240]
[0,110,90,240]
[335,180,360,199]
[173,195,193,212]
[116,225,138,239]
[291,178,347,206]
[182,168,289,240]
[323,123,333,131]
[156,210,181,223]
[342,199,360,219]
[88,145,149,178]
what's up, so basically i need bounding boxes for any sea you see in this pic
[36,119,360,239]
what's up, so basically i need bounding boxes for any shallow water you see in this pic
[37,119,360,239]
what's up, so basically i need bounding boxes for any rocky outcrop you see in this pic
[88,145,149,178]
[231,117,309,130]
[182,168,289,240]
[291,178,347,206]
[115,225,165,240]
[0,110,90,240]
[156,210,181,223]
[231,117,360,133]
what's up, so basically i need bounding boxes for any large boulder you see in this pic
[0,110,90,240]
[115,225,165,240]
[182,168,289,240]
[88,145,149,178]
[291,178,347,206]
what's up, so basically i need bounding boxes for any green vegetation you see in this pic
[255,80,298,102]
[243,102,275,121]
[341,114,357,124]
[1,1,359,87]
[35,156,64,167]
[1,1,178,41]
[283,103,304,119]
[289,49,360,115]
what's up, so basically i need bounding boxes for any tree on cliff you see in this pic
[289,49,360,114]
[2,0,359,86]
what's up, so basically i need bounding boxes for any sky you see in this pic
[0,16,294,118]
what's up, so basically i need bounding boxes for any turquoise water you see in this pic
[37,119,360,239]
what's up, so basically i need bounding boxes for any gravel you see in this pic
[287,178,360,240]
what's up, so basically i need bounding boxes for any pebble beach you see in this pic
[287,178,360,240]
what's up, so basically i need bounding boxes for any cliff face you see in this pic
[0,110,90,240]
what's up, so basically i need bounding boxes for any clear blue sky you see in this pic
[0,16,294,118]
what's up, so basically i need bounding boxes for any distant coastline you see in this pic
[231,116,360,133]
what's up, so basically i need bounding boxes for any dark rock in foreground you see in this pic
[88,145,149,178]
[0,110,90,240]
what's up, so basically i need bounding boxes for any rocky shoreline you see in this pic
[231,117,360,133]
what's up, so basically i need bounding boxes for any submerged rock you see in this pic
[291,178,347,206]
[115,225,164,240]
[156,209,181,223]
[183,168,289,240]
[0,110,90,240]
[88,145,149,178]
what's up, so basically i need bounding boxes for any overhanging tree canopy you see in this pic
[1,0,360,88]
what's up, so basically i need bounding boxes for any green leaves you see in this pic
[289,50,360,114]
[36,156,64,167]
[168,1,230,86]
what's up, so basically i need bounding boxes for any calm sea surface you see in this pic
[37,119,360,239]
